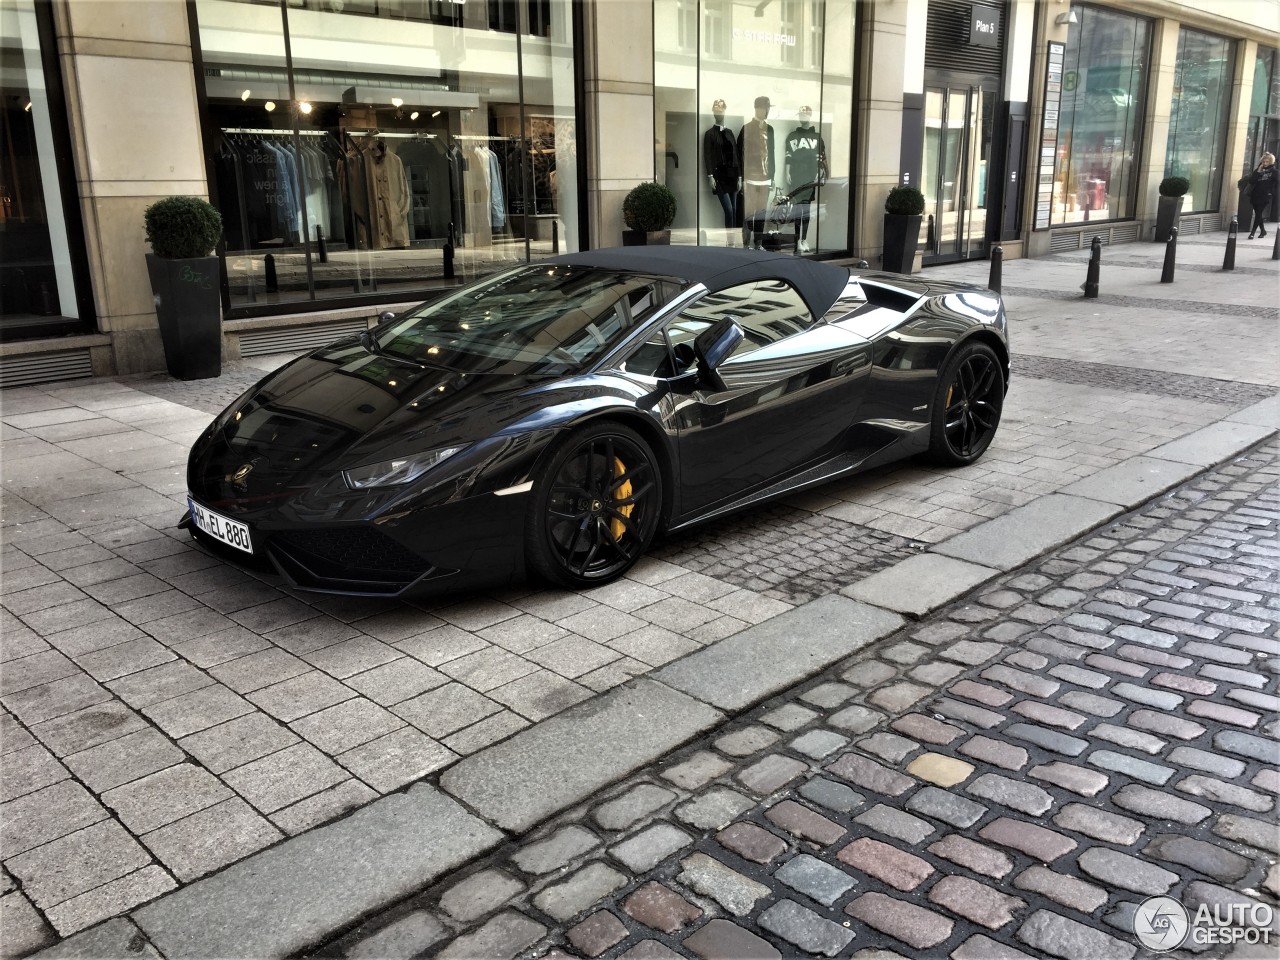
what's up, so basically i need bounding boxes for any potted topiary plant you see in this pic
[621,181,677,246]
[143,195,224,380]
[1155,175,1190,242]
[882,184,925,273]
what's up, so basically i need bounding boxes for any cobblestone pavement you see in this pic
[1,234,1276,952]
[318,439,1280,960]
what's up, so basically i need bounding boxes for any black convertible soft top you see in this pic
[552,246,853,320]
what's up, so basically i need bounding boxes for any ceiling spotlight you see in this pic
[240,89,251,101]
[431,110,441,118]
[410,111,419,120]
[24,101,33,112]
[264,101,276,112]
[391,97,404,108]
[299,101,312,114]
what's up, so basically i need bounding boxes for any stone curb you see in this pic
[839,553,1000,619]
[650,595,904,712]
[439,678,725,834]
[129,785,502,959]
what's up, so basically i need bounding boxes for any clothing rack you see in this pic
[454,134,514,141]
[222,127,330,136]
[344,129,434,140]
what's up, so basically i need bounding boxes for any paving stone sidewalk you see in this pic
[317,439,1280,960]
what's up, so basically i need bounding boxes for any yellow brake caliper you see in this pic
[610,457,634,541]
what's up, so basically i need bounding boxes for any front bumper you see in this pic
[180,491,529,597]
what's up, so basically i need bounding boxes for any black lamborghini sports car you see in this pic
[183,247,1008,595]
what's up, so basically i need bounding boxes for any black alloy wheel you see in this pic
[527,422,663,588]
[927,341,1004,466]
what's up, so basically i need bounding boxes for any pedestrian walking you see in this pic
[1245,152,1277,238]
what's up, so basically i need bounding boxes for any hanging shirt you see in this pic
[785,124,827,189]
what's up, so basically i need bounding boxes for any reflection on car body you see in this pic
[183,247,1009,596]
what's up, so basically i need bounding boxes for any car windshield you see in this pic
[374,265,682,375]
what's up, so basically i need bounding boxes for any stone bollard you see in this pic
[1160,227,1177,284]
[1273,224,1279,260]
[1223,215,1237,271]
[264,253,278,293]
[988,245,1003,294]
[553,219,560,255]
[1083,236,1101,299]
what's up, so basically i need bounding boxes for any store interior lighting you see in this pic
[299,101,312,114]
[264,100,276,112]
[240,89,251,101]
[410,111,419,120]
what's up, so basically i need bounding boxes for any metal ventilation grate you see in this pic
[0,350,94,388]
[1178,216,1203,235]
[1049,231,1082,252]
[237,320,369,358]
[1110,223,1140,243]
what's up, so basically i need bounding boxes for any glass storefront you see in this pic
[1049,5,1149,227]
[1244,45,1278,176]
[1164,27,1234,213]
[194,0,580,313]
[653,0,855,256]
[0,0,81,337]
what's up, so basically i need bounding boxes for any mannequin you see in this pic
[784,106,827,253]
[703,98,740,239]
[737,96,775,248]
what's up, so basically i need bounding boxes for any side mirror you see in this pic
[693,317,745,392]
[377,310,398,324]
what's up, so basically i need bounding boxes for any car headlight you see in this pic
[342,446,465,489]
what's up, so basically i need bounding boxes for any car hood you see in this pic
[194,338,559,497]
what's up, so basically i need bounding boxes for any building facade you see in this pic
[1,0,1276,383]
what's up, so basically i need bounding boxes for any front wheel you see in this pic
[526,423,663,588]
[926,341,1004,466]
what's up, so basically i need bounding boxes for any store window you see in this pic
[1244,45,1278,175]
[1049,5,1149,227]
[1,0,85,338]
[194,0,579,315]
[1165,28,1234,213]
[655,0,855,257]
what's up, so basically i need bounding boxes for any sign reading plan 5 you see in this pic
[188,497,253,554]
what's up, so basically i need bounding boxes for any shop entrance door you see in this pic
[921,81,995,263]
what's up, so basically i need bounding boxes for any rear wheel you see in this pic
[927,341,1004,466]
[526,423,663,588]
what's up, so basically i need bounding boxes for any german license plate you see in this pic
[188,497,253,554]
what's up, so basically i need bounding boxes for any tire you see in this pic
[926,340,1004,466]
[525,422,663,588]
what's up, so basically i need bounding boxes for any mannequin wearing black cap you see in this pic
[785,106,827,253]
[704,99,740,236]
[737,96,775,248]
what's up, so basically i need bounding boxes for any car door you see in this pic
[662,278,874,517]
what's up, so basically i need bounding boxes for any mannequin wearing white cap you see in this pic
[737,96,775,248]
[704,99,740,234]
[785,106,827,253]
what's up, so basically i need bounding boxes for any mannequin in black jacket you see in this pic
[1246,153,1277,239]
[704,99,740,234]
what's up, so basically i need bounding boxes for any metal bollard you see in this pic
[1223,215,1237,271]
[1083,235,1101,299]
[552,218,560,255]
[264,253,278,293]
[315,227,328,264]
[988,244,1003,294]
[1160,227,1177,283]
[443,221,456,280]
[1273,223,1279,260]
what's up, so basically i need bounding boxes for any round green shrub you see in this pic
[144,196,223,259]
[885,185,925,216]
[1158,176,1190,198]
[622,181,677,232]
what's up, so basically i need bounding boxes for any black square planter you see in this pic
[146,254,222,380]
